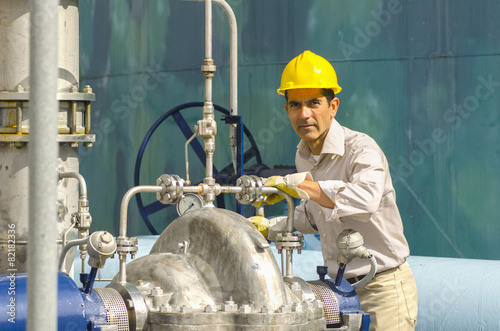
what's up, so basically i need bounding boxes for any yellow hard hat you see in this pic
[277,50,342,95]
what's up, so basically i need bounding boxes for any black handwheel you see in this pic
[134,102,262,235]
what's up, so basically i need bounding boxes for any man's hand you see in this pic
[248,216,288,242]
[263,172,313,204]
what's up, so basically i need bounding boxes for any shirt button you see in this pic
[318,210,323,215]
[328,256,332,260]
[323,233,327,238]
[312,166,317,170]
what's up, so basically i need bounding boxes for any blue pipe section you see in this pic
[409,256,500,331]
[0,272,111,330]
[84,267,98,294]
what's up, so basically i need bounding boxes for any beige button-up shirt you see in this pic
[293,119,410,278]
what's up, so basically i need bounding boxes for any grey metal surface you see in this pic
[0,0,79,92]
[134,207,286,310]
[111,208,327,329]
[0,145,80,274]
[26,0,60,330]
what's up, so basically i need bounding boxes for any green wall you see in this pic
[79,0,500,260]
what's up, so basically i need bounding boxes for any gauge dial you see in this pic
[176,193,205,216]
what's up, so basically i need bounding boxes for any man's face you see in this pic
[285,88,339,149]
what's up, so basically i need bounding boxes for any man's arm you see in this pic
[298,180,335,209]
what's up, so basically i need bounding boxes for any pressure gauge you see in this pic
[176,193,205,216]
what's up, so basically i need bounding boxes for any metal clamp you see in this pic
[275,232,304,254]
[156,174,185,204]
[116,236,138,259]
[235,175,264,205]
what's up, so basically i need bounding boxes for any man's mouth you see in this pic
[299,124,314,129]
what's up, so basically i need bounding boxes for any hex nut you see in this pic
[205,305,217,313]
[279,305,291,313]
[239,305,251,313]
[261,306,273,314]
[160,304,173,312]
[180,305,191,313]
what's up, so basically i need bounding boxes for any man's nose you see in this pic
[299,105,312,118]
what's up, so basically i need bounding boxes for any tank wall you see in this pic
[0,0,79,92]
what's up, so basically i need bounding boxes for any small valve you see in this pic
[316,266,328,281]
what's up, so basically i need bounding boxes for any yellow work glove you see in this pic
[263,172,313,205]
[248,215,271,238]
[248,216,288,241]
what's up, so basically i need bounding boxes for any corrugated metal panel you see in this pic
[79,0,500,260]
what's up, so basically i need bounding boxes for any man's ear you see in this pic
[330,97,339,118]
[285,102,289,114]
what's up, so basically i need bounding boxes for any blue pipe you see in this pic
[334,263,346,286]
[84,267,98,294]
[0,272,112,330]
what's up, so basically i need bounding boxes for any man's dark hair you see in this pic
[285,88,336,104]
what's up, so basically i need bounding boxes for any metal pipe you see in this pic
[119,186,163,238]
[27,0,59,330]
[213,0,237,115]
[188,0,237,114]
[205,0,212,60]
[184,129,198,186]
[59,172,88,197]
[118,185,163,284]
[285,248,293,277]
[62,221,76,249]
[58,237,89,273]
[277,189,296,233]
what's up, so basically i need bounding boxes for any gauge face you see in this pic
[176,193,205,216]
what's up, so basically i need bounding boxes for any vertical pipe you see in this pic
[212,0,237,115]
[285,249,293,277]
[27,1,59,330]
[205,0,212,61]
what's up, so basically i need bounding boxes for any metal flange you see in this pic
[275,232,304,254]
[235,175,264,205]
[156,174,184,204]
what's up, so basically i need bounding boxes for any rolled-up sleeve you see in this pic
[293,200,319,234]
[315,144,387,223]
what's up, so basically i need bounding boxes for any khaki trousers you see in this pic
[355,260,418,331]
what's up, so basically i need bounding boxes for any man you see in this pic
[268,50,418,330]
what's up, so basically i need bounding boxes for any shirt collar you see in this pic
[297,118,345,157]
